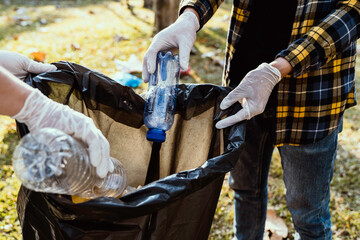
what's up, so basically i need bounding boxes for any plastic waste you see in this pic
[12,128,127,199]
[16,61,244,240]
[113,72,142,88]
[114,54,142,73]
[144,51,180,142]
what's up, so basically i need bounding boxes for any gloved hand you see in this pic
[142,10,200,82]
[12,89,113,178]
[0,50,56,81]
[216,63,281,129]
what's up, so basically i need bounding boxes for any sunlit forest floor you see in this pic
[0,1,359,239]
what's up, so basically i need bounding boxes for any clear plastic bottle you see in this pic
[12,128,127,199]
[144,51,180,142]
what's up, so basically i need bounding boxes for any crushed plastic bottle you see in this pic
[12,128,127,199]
[144,51,180,142]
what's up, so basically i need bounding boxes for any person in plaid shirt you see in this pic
[142,0,360,239]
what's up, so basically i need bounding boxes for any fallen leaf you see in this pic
[270,233,284,240]
[70,43,81,51]
[263,232,270,240]
[31,51,46,62]
[113,34,129,42]
[265,209,288,239]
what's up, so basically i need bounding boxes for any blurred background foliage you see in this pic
[0,0,359,239]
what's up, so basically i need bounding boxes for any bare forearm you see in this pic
[0,66,33,116]
[270,57,293,79]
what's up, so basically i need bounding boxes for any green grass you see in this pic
[0,1,359,239]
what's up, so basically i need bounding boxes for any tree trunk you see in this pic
[153,0,179,34]
[144,0,152,9]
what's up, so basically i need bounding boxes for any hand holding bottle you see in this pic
[0,51,112,178]
[12,89,113,178]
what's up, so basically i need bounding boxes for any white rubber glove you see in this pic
[142,11,200,82]
[12,89,114,178]
[0,50,56,81]
[216,63,281,129]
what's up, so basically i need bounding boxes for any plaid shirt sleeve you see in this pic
[179,0,224,30]
[277,0,360,77]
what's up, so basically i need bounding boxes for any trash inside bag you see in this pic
[112,72,142,88]
[16,61,246,240]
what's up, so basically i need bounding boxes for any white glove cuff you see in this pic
[263,63,282,84]
[179,11,200,32]
[11,88,43,121]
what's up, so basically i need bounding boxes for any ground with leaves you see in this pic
[0,1,359,239]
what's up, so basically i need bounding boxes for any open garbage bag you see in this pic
[16,61,246,240]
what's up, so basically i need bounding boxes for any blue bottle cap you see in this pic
[146,129,166,143]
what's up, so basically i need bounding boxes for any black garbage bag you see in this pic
[16,61,246,240]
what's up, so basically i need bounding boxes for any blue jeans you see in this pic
[229,114,341,240]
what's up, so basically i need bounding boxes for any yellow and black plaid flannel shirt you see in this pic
[180,0,360,146]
